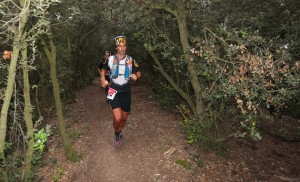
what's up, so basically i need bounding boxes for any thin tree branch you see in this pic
[147,49,196,114]
[149,18,182,52]
[78,19,114,45]
[205,27,229,47]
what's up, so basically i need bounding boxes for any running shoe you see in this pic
[120,132,123,141]
[113,134,121,148]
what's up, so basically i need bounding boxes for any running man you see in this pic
[100,36,141,147]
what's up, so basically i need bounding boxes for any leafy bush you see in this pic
[188,28,300,140]
[34,125,52,155]
[152,83,181,109]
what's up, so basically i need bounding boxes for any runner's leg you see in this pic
[112,108,122,132]
[119,92,131,131]
[119,111,129,131]
[112,108,122,147]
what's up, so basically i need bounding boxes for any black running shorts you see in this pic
[110,92,131,112]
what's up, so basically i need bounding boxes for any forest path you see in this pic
[39,80,197,181]
[38,79,300,182]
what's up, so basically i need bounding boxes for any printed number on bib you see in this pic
[107,87,118,100]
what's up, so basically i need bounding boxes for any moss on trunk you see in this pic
[21,45,34,181]
[0,0,29,160]
[41,34,81,162]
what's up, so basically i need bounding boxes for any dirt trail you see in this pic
[39,81,196,181]
[38,80,300,182]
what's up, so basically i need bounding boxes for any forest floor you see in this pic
[36,79,300,182]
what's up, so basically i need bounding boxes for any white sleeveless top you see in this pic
[108,55,129,86]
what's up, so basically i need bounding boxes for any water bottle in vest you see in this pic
[112,58,119,78]
[125,59,132,80]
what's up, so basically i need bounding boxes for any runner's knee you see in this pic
[113,115,122,123]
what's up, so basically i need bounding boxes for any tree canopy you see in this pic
[0,0,299,180]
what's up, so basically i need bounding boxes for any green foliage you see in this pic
[0,152,24,182]
[189,27,300,140]
[152,83,180,109]
[34,125,52,155]
[1,1,299,176]
[240,115,261,141]
[52,164,64,182]
[182,116,229,154]
[68,129,81,139]
[183,118,205,145]
[0,57,9,100]
[45,0,117,90]
[109,0,300,150]
[175,159,195,171]
[191,153,205,168]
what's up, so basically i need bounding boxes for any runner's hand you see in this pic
[130,74,137,81]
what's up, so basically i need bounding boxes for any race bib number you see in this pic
[107,87,118,100]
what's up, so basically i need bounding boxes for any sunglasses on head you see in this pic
[115,36,126,45]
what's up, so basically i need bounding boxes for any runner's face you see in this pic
[116,44,127,55]
[105,52,110,57]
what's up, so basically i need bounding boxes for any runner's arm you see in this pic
[130,59,141,81]
[100,69,108,88]
[100,58,109,87]
[100,69,107,80]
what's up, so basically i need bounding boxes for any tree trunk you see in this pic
[38,55,53,111]
[147,49,196,114]
[40,34,80,162]
[150,0,205,116]
[0,0,29,160]
[20,44,34,181]
[176,0,205,116]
